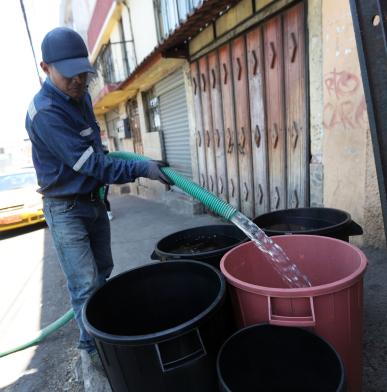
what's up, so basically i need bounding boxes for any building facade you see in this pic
[63,0,385,247]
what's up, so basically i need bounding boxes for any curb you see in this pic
[80,350,111,392]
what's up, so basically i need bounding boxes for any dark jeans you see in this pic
[43,196,114,352]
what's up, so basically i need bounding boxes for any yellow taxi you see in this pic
[0,168,45,232]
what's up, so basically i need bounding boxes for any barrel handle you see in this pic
[150,250,160,260]
[347,220,363,236]
[268,296,316,327]
[155,328,207,372]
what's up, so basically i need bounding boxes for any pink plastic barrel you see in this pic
[220,235,367,392]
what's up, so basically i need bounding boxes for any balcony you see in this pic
[89,40,136,114]
[88,0,241,114]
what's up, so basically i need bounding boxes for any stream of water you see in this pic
[230,211,312,288]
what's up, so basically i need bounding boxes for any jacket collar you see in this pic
[44,77,72,102]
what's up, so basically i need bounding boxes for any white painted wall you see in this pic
[60,0,96,42]
[127,0,158,64]
[321,0,384,247]
[72,0,96,40]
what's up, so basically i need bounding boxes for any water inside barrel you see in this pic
[169,234,238,253]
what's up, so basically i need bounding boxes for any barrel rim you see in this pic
[216,323,346,392]
[253,207,352,235]
[220,234,368,296]
[82,260,226,345]
[154,224,247,259]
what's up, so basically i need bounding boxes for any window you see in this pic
[144,89,161,132]
[154,0,203,41]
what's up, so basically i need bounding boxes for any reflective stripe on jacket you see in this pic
[25,78,148,197]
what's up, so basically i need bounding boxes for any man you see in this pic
[25,27,172,362]
[102,145,113,220]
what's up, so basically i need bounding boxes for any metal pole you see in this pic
[19,0,43,86]
[350,0,387,244]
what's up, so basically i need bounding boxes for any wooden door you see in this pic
[208,51,228,202]
[190,62,208,188]
[127,99,143,155]
[199,56,218,195]
[263,16,286,211]
[232,36,254,217]
[190,2,308,215]
[219,44,240,210]
[284,3,308,208]
[246,26,269,216]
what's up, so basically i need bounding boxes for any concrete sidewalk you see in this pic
[0,194,221,392]
[1,194,386,391]
[82,194,222,391]
[84,195,387,392]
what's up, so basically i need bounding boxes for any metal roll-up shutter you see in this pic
[155,69,192,178]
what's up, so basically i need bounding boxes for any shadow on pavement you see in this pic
[361,246,387,391]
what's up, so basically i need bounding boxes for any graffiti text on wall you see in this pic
[323,68,368,130]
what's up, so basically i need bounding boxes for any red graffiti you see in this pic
[323,68,368,130]
[323,96,368,130]
[325,68,359,99]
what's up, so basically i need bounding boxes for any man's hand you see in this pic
[145,160,174,185]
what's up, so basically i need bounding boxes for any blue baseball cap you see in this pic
[41,27,95,78]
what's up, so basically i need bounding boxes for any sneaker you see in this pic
[107,211,113,221]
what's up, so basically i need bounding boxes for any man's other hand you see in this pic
[146,160,174,185]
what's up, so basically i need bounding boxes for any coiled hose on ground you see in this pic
[0,151,238,358]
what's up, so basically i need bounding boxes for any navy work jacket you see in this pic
[25,78,148,197]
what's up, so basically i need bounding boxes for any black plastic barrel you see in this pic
[83,260,228,392]
[253,207,362,242]
[217,324,346,392]
[151,224,247,269]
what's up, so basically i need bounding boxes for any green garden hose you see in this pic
[0,309,74,358]
[109,151,238,220]
[0,151,238,358]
